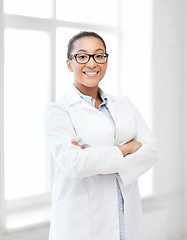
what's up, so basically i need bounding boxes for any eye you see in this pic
[95,54,104,59]
[77,54,88,59]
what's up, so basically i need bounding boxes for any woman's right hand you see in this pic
[117,139,142,157]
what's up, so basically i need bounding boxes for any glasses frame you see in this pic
[69,53,109,64]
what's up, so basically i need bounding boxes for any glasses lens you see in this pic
[94,53,108,63]
[76,54,89,63]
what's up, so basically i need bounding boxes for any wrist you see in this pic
[118,144,130,156]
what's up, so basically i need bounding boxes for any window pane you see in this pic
[56,28,119,99]
[56,0,118,27]
[4,29,50,200]
[4,0,52,18]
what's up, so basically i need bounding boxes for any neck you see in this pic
[74,83,100,100]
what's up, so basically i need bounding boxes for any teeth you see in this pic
[84,72,98,75]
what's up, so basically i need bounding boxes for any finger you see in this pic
[71,139,83,149]
[71,139,79,147]
[71,139,78,145]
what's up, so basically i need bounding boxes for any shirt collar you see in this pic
[72,83,108,108]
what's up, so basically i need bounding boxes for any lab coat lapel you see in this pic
[106,96,119,137]
[106,97,116,120]
[65,84,120,117]
[80,100,97,111]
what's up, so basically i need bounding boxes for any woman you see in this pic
[45,31,158,240]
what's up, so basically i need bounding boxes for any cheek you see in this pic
[101,66,107,74]
[72,65,82,74]
[102,62,108,71]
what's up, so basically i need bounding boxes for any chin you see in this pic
[86,81,102,88]
[82,83,99,88]
[81,79,102,87]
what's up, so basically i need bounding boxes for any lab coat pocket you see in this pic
[52,195,91,240]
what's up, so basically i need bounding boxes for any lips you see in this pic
[83,71,99,75]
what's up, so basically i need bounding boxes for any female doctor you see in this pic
[45,31,158,240]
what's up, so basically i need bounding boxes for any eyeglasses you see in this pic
[69,53,109,64]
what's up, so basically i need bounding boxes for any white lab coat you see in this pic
[45,85,158,240]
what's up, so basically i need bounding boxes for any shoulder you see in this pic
[44,93,75,131]
[45,94,72,122]
[46,86,81,112]
[45,96,67,116]
[104,91,132,106]
[104,91,139,115]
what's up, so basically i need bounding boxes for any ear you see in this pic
[66,59,73,72]
[104,59,108,70]
[106,59,108,67]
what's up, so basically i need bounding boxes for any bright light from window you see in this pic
[56,0,118,27]
[4,29,50,200]
[4,0,52,18]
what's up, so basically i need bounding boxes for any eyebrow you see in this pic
[76,48,105,53]
[95,48,105,52]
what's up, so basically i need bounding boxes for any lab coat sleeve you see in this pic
[118,98,158,187]
[45,103,124,179]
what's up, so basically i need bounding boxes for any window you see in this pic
[0,0,154,237]
[4,0,53,18]
[4,29,50,200]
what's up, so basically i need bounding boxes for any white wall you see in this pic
[183,4,187,210]
[121,0,186,239]
[145,0,186,239]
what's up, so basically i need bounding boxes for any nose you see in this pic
[86,56,97,68]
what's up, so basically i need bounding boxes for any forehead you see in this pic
[73,37,105,53]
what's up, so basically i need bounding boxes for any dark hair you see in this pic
[67,31,107,59]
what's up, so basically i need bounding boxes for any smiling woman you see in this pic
[66,35,108,101]
[45,31,158,240]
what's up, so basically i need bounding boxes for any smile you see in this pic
[83,71,99,75]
